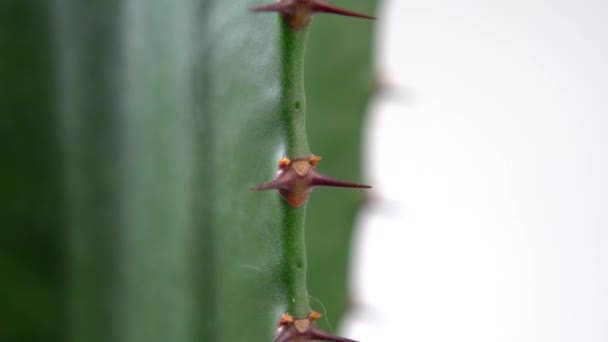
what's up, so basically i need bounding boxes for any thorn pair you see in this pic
[251,0,375,30]
[274,311,358,342]
[250,155,370,207]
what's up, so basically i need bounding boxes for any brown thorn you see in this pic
[252,155,371,206]
[309,171,372,189]
[250,0,374,30]
[310,0,376,20]
[307,325,360,342]
[249,177,290,191]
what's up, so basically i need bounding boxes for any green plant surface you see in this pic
[305,0,378,332]
[0,2,65,341]
[1,0,377,341]
[54,1,288,341]
[269,0,378,330]
[277,24,312,319]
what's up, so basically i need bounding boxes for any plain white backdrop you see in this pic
[343,1,608,341]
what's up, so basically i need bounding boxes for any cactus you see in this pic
[1,0,377,341]
[252,1,374,341]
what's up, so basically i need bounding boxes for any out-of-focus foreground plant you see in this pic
[0,0,377,341]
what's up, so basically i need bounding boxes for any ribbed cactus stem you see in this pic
[278,19,312,317]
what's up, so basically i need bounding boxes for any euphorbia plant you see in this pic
[251,1,374,341]
[1,0,377,341]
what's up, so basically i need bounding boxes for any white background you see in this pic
[343,1,608,341]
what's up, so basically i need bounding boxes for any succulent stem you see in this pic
[281,201,310,317]
[279,18,311,318]
[280,21,311,157]
[252,3,373,338]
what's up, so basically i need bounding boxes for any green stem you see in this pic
[281,201,310,317]
[279,20,311,317]
[280,21,311,157]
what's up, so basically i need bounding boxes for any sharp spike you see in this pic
[250,177,290,191]
[309,172,372,189]
[252,155,371,206]
[251,0,375,29]
[309,0,375,20]
[306,324,359,342]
